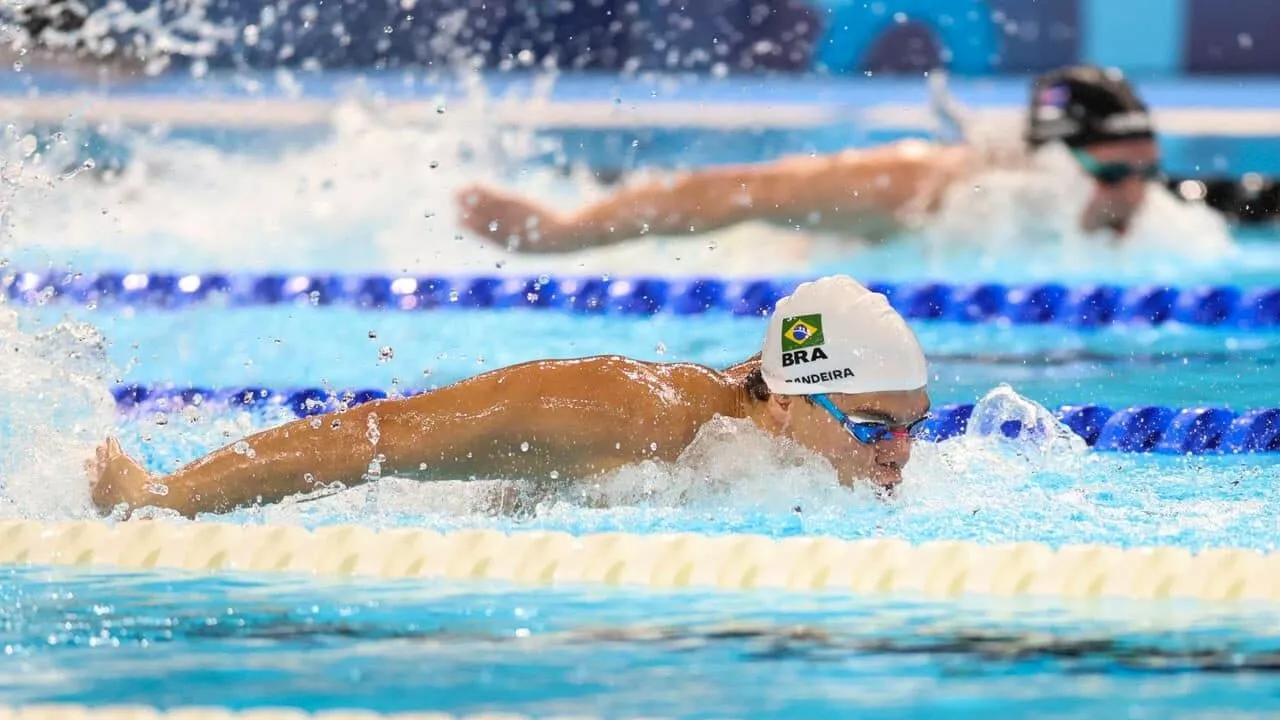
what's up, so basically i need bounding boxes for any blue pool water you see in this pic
[7,567,1280,718]
[5,72,1280,718]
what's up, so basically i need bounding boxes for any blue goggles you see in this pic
[1072,149,1162,187]
[810,394,930,445]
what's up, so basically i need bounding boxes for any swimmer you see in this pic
[455,64,1163,251]
[90,275,931,518]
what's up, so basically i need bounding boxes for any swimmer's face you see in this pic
[1075,138,1161,236]
[769,388,931,492]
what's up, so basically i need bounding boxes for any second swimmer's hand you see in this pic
[454,184,572,253]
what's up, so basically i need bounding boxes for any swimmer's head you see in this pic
[1025,65,1162,236]
[750,275,931,491]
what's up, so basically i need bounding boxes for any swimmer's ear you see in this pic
[767,394,794,429]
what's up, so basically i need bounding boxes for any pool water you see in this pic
[6,566,1280,719]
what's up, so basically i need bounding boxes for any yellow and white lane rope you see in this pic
[3,520,1277,600]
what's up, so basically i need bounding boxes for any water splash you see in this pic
[2,91,820,277]
[962,383,1090,463]
[0,121,120,520]
[0,306,119,520]
[915,141,1238,282]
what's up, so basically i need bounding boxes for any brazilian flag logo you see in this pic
[781,314,824,352]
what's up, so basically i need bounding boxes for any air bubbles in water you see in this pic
[378,346,394,362]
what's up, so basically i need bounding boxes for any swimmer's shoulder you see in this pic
[463,354,735,408]
[573,355,734,396]
[551,355,737,415]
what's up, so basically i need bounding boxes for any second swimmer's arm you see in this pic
[565,163,808,247]
[523,144,963,252]
[492,156,834,254]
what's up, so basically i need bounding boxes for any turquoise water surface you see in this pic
[5,567,1280,718]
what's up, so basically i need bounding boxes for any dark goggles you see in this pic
[1072,149,1163,186]
[810,394,930,445]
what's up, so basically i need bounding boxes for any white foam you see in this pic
[0,304,119,520]
[4,93,825,277]
[0,121,122,521]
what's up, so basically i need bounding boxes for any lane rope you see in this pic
[7,271,1280,328]
[4,521,1279,601]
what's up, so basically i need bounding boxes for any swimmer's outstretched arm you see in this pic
[92,358,701,518]
[456,159,817,253]
[454,141,967,253]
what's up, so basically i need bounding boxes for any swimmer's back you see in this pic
[390,354,742,469]
[457,353,738,419]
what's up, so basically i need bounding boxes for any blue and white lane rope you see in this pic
[112,384,1280,455]
[7,270,1280,328]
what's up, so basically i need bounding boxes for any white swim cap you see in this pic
[761,275,928,396]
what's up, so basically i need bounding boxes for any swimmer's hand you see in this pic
[88,437,156,517]
[455,184,575,253]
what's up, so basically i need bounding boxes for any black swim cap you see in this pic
[1025,65,1155,149]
